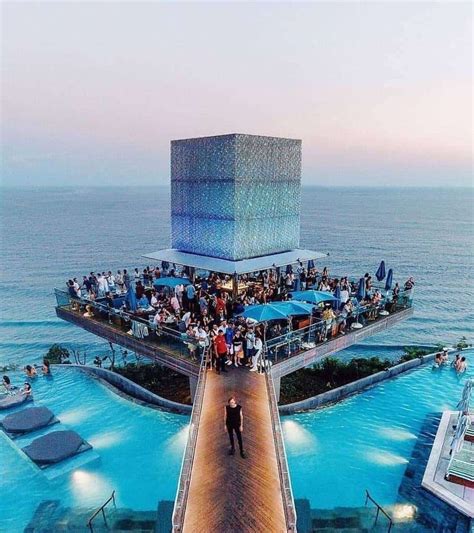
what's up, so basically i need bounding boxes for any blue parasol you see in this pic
[385,269,393,291]
[237,304,288,323]
[273,301,314,316]
[290,290,336,305]
[125,285,138,311]
[153,277,191,288]
[375,260,386,282]
[356,278,366,301]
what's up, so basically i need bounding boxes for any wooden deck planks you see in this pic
[182,368,288,533]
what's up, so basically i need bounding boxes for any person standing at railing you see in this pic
[224,396,246,458]
[249,333,263,372]
[123,269,131,290]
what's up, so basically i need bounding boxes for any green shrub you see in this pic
[46,344,70,364]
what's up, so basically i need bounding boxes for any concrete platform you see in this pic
[422,411,474,518]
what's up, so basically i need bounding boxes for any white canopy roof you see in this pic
[143,248,328,276]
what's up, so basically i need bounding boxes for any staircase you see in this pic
[24,499,173,532]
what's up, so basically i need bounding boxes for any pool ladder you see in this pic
[365,489,393,532]
[87,490,116,532]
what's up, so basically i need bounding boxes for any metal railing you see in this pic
[265,289,414,364]
[266,372,297,532]
[55,285,413,368]
[87,490,116,532]
[171,355,208,532]
[365,489,393,532]
[55,288,200,360]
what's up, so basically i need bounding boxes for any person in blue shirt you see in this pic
[186,283,196,313]
[138,294,151,312]
[225,323,235,366]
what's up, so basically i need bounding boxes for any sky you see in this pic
[1,1,472,187]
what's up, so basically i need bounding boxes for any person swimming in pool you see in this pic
[42,359,51,375]
[25,365,37,378]
[433,352,443,368]
[2,375,13,392]
[21,382,32,396]
[455,356,467,374]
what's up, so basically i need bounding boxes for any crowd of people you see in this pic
[1,359,51,399]
[434,348,468,373]
[64,262,415,371]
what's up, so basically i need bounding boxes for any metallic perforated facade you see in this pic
[171,134,301,261]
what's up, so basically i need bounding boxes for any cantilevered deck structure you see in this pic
[55,134,414,532]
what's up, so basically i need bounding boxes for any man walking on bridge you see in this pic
[225,396,246,458]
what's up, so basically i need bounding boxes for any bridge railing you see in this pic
[266,373,297,532]
[171,355,208,532]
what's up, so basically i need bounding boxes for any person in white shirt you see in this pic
[182,311,192,328]
[250,334,263,372]
[72,278,81,297]
[150,292,159,308]
[97,273,109,297]
[340,287,349,305]
[196,326,209,359]
[107,271,116,291]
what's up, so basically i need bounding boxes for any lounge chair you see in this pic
[464,423,474,443]
[22,430,92,468]
[446,447,474,488]
[1,406,59,438]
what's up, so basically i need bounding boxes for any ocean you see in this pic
[0,186,472,369]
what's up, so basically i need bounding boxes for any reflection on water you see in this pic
[57,407,95,425]
[282,419,318,454]
[165,424,190,455]
[70,470,113,505]
[365,449,409,466]
[88,430,124,449]
[377,427,417,441]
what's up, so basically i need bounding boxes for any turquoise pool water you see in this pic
[283,351,473,511]
[0,368,189,532]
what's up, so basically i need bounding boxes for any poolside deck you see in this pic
[422,411,474,518]
[181,368,290,533]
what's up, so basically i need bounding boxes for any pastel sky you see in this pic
[1,1,472,187]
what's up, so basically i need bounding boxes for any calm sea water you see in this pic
[0,186,472,369]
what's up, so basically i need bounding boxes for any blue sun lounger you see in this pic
[1,406,59,438]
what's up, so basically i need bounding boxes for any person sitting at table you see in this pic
[137,294,153,312]
[83,304,94,318]
[150,290,159,309]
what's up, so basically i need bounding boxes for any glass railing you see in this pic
[54,289,200,361]
[264,289,414,363]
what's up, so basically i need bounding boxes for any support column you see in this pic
[232,273,238,301]
[189,375,198,402]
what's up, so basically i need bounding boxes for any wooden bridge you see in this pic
[173,367,296,533]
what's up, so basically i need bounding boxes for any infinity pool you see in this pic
[0,368,189,532]
[283,350,473,512]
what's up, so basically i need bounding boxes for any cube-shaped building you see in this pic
[171,134,301,261]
